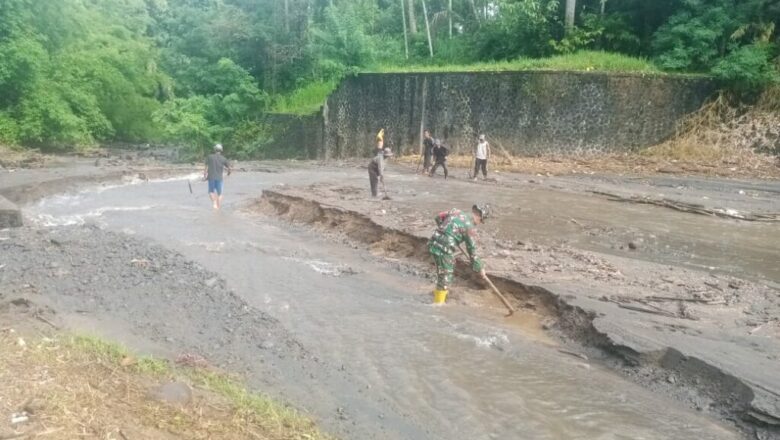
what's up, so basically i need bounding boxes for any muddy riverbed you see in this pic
[1,161,778,439]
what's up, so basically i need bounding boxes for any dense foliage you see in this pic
[0,0,777,155]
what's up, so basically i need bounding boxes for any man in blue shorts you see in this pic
[204,144,231,210]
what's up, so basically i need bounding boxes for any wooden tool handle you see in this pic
[482,274,515,317]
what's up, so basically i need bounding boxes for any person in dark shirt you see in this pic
[204,143,231,210]
[422,130,434,174]
[429,139,449,179]
[368,147,394,197]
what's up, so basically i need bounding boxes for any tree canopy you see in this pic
[0,0,777,155]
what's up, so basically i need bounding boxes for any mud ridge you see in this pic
[0,168,195,205]
[258,189,777,438]
[259,190,647,342]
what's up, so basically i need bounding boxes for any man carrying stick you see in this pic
[428,204,491,304]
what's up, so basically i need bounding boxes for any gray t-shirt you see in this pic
[206,153,230,180]
[368,151,385,177]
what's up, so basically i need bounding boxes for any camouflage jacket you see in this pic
[428,209,484,271]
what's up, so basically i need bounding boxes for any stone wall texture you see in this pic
[263,113,323,159]
[321,71,714,158]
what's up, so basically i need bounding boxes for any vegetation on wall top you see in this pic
[0,0,777,156]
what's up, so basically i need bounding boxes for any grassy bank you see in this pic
[367,51,665,75]
[271,81,338,115]
[0,332,331,440]
[270,52,679,115]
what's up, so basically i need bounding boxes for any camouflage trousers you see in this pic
[431,251,455,290]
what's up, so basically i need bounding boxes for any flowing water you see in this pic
[26,170,741,439]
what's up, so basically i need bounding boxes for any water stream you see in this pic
[26,171,740,439]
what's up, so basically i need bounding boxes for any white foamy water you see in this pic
[31,205,155,227]
[91,172,202,194]
[455,330,510,350]
[282,257,357,277]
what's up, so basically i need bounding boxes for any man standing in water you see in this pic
[428,204,490,304]
[473,134,491,181]
[204,143,231,210]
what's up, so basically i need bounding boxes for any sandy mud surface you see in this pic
[253,162,780,438]
[1,159,777,439]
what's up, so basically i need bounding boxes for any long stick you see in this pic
[457,244,515,316]
[482,273,516,317]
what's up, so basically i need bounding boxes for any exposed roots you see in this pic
[644,91,780,173]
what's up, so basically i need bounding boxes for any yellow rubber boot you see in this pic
[433,289,448,304]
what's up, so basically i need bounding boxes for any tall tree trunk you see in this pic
[407,0,418,34]
[468,0,480,25]
[448,0,452,38]
[421,0,433,57]
[419,77,427,155]
[565,0,576,31]
[284,0,290,33]
[600,0,606,16]
[401,0,409,59]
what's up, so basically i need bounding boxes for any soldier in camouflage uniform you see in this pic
[428,204,491,303]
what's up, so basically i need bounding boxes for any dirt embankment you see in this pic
[254,185,780,439]
[0,332,328,440]
[0,225,334,438]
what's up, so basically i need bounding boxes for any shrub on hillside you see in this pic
[712,43,780,95]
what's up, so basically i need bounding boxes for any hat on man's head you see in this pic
[472,204,491,220]
[214,143,223,152]
[478,134,486,141]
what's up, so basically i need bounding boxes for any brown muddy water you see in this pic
[24,170,742,439]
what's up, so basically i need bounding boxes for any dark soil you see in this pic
[0,225,310,394]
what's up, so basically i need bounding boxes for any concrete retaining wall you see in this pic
[263,113,323,159]
[321,71,714,158]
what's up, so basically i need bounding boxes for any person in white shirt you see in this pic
[473,134,491,180]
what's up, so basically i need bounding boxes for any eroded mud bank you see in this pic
[257,189,779,438]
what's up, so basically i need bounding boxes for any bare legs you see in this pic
[209,192,222,210]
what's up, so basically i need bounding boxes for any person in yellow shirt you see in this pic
[376,128,385,150]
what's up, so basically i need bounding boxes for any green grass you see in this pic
[71,335,173,375]
[271,80,337,115]
[190,369,320,436]
[367,51,670,74]
[268,51,697,115]
[67,335,330,439]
